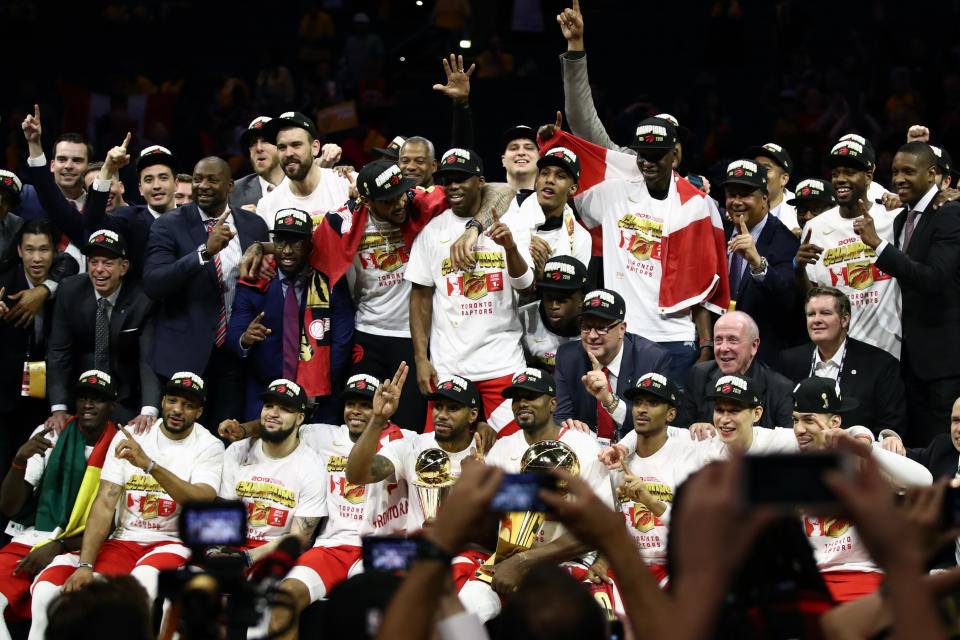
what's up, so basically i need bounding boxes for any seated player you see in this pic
[518,256,587,372]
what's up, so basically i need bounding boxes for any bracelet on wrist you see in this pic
[10,460,26,471]
[602,395,619,413]
[145,460,156,475]
[699,339,714,349]
[78,562,94,570]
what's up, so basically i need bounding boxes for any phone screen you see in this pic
[489,473,558,513]
[180,501,247,547]
[362,537,418,572]
[745,453,848,509]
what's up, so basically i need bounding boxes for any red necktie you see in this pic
[596,366,615,440]
[282,278,300,380]
[203,219,227,347]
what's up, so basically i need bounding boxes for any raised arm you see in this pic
[433,53,476,150]
[345,363,407,484]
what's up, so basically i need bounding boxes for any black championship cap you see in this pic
[931,144,954,176]
[722,159,768,191]
[83,228,127,258]
[372,135,406,160]
[630,117,678,151]
[623,372,680,406]
[165,371,207,404]
[537,146,581,183]
[706,374,762,407]
[792,377,859,413]
[654,113,680,128]
[828,138,875,171]
[136,145,177,174]
[272,208,312,236]
[426,375,479,408]
[434,148,484,178]
[503,124,538,149]
[258,378,307,412]
[786,179,838,207]
[536,255,587,291]
[501,368,556,399]
[0,170,23,202]
[240,116,272,148]
[76,369,117,400]
[343,373,380,400]
[264,111,319,143]
[745,142,793,173]
[838,133,877,156]
[580,288,626,322]
[357,160,416,200]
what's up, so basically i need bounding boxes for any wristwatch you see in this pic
[465,219,484,235]
[750,256,768,275]
[198,244,212,264]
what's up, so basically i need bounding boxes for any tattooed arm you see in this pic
[247,516,323,564]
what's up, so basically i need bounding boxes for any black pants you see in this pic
[200,347,247,436]
[350,331,427,433]
[903,356,960,447]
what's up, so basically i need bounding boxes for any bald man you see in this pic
[679,311,794,433]
[144,156,269,427]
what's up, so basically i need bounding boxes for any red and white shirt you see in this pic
[803,516,878,574]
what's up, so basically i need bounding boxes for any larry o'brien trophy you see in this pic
[474,440,580,584]
[413,448,455,522]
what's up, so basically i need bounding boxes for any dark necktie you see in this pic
[282,278,300,380]
[95,297,109,371]
[203,219,227,347]
[902,208,919,252]
[729,250,744,296]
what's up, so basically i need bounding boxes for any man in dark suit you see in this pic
[228,116,285,214]
[226,208,354,422]
[722,158,802,367]
[46,229,159,432]
[554,288,671,443]
[779,286,906,437]
[143,156,269,430]
[906,395,960,480]
[682,310,794,433]
[854,141,960,446]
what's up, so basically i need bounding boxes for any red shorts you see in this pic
[34,539,190,590]
[285,545,362,602]
[0,542,38,620]
[822,570,884,603]
[648,564,669,588]
[425,373,519,437]
[452,550,490,592]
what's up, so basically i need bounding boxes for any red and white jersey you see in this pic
[255,169,353,230]
[378,432,479,534]
[404,208,532,380]
[300,423,414,546]
[102,421,224,544]
[220,438,327,544]
[610,437,702,565]
[803,516,879,574]
[486,428,615,545]
[804,204,901,358]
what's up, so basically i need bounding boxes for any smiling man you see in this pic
[501,125,541,191]
[229,116,285,213]
[519,256,587,372]
[398,137,439,188]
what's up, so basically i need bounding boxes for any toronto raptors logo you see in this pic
[733,168,744,177]
[182,379,192,387]
[356,381,367,390]
[721,383,733,393]
[551,271,562,280]
[87,376,98,384]
[446,156,458,164]
[630,504,656,533]
[516,374,527,383]
[641,379,652,387]
[390,175,400,185]
[628,234,655,261]
[463,272,488,300]
[590,298,601,307]
[838,147,849,155]
[283,216,294,225]
[253,121,263,129]
[2,177,11,186]
[276,384,287,393]
[96,235,106,242]
[801,187,811,196]
[644,134,655,143]
[847,261,874,290]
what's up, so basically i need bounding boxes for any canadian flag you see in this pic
[539,130,730,314]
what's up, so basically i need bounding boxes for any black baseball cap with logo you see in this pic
[240,116,272,148]
[502,368,556,399]
[792,377,859,413]
[136,145,177,174]
[83,228,127,258]
[537,146,581,183]
[503,125,538,149]
[623,372,680,407]
[931,144,954,176]
[272,208,313,237]
[426,376,479,408]
[706,374,762,407]
[264,111,319,144]
[536,256,587,291]
[434,148,484,178]
[76,369,117,400]
[357,159,416,200]
[786,179,838,207]
[827,138,875,171]
[258,378,307,412]
[745,142,793,173]
[579,288,626,322]
[164,371,206,404]
[343,373,379,400]
[372,135,406,160]
[0,169,23,203]
[722,159,768,192]
[630,117,679,151]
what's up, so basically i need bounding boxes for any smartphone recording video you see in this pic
[489,473,559,513]
[179,501,247,548]
[362,536,418,572]
[744,452,854,510]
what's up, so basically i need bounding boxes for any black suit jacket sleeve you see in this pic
[138,312,161,410]
[48,252,80,284]
[876,205,960,296]
[756,225,800,310]
[142,213,207,300]
[554,350,577,425]
[451,102,474,150]
[25,163,86,246]
[46,277,78,406]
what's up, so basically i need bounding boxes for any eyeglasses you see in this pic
[274,237,308,250]
[579,320,622,336]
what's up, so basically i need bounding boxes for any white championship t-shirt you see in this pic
[255,170,353,230]
[404,208,532,380]
[378,432,479,534]
[300,423,415,546]
[220,438,328,544]
[803,516,879,573]
[804,204,902,358]
[349,215,414,337]
[518,301,579,370]
[102,421,224,544]
[505,194,591,267]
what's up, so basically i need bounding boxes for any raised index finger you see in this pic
[120,132,131,151]
[34,103,40,120]
[572,0,581,15]
[217,210,230,225]
[118,425,135,441]
[803,228,812,244]
[588,351,602,371]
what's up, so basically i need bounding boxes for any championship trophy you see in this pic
[474,440,580,584]
[413,448,455,522]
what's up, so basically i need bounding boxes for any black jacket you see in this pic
[681,359,794,429]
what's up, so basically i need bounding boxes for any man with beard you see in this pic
[0,371,119,637]
[519,256,587,372]
[459,367,614,622]
[144,157,269,429]
[256,112,352,230]
[29,372,224,640]
[230,117,286,213]
[795,137,901,358]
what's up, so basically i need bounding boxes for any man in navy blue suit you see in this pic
[554,288,671,443]
[143,156,269,431]
[226,208,354,422]
[722,158,801,366]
